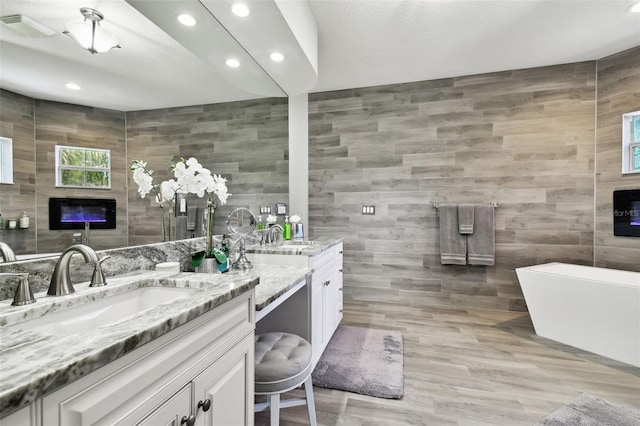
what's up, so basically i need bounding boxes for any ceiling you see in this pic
[0,0,639,111]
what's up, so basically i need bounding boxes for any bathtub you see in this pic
[516,262,640,368]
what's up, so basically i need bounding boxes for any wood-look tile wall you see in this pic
[34,100,127,253]
[126,98,289,246]
[308,62,597,312]
[595,45,640,272]
[0,90,36,254]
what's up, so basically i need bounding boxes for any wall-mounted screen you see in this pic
[49,198,116,230]
[613,189,640,237]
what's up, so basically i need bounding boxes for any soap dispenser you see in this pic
[283,216,291,240]
[257,216,264,230]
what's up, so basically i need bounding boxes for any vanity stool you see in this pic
[254,332,317,426]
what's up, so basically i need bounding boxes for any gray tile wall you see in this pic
[126,98,289,245]
[0,90,36,254]
[308,62,597,312]
[34,100,128,253]
[595,45,640,272]
[0,93,288,253]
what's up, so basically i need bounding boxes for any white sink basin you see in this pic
[14,287,197,336]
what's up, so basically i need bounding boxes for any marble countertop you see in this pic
[0,263,310,418]
[245,236,344,256]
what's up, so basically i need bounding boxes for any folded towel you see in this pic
[458,204,474,234]
[439,205,467,265]
[467,205,495,266]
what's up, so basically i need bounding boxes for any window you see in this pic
[0,137,13,184]
[622,111,640,174]
[55,145,111,189]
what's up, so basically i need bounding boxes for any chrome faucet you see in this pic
[0,272,35,306]
[0,242,17,262]
[48,244,110,296]
[263,224,284,245]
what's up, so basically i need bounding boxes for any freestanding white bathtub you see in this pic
[516,262,640,368]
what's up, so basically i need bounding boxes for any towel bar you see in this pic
[433,202,498,209]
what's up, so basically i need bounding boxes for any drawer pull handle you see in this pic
[339,250,343,254]
[198,399,212,412]
[324,280,330,286]
[339,269,343,273]
[339,287,343,291]
[339,309,344,313]
[181,414,196,426]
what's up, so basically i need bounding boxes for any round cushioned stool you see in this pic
[254,332,317,426]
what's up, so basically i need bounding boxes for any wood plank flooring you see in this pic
[256,301,640,425]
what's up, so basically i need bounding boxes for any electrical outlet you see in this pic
[362,205,375,215]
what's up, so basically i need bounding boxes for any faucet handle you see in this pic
[89,256,110,287]
[0,273,36,306]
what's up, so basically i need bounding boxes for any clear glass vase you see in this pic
[159,205,168,242]
[205,203,215,257]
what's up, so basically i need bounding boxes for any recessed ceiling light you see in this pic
[226,58,240,68]
[65,82,81,90]
[270,52,284,62]
[629,1,640,12]
[177,13,196,26]
[231,3,250,17]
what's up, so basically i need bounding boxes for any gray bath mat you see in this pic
[540,393,640,425]
[312,325,404,399]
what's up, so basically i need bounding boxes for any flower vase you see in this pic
[168,204,174,241]
[159,205,168,242]
[205,204,215,257]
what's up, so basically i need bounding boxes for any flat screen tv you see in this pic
[49,198,116,230]
[613,189,640,237]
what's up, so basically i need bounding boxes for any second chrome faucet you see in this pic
[48,244,110,296]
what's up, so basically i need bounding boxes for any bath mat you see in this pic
[311,325,404,399]
[539,393,640,425]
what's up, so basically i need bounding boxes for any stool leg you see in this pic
[270,393,280,425]
[304,376,317,426]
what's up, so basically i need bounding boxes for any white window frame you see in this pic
[55,145,111,189]
[622,110,640,174]
[0,137,13,184]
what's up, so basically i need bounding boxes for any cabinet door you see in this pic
[136,384,191,426]
[311,263,332,365]
[194,333,254,426]
[334,243,344,327]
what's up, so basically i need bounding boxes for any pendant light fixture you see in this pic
[64,7,120,54]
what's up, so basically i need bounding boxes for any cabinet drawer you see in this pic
[42,291,254,426]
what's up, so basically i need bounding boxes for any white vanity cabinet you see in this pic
[38,290,255,426]
[248,242,343,366]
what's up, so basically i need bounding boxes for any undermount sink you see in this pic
[13,287,197,336]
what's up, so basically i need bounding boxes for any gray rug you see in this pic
[540,393,640,425]
[312,325,404,399]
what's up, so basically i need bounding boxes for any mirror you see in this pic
[0,1,290,262]
[226,207,257,237]
[226,207,256,271]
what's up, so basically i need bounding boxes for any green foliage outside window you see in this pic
[56,146,111,188]
[633,145,640,172]
[633,115,640,143]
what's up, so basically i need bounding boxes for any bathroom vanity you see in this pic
[247,237,344,366]
[0,237,342,425]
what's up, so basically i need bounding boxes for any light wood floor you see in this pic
[256,300,640,425]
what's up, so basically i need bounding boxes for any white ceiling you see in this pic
[0,0,639,111]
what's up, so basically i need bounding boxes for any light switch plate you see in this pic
[362,205,375,215]
[260,206,271,214]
